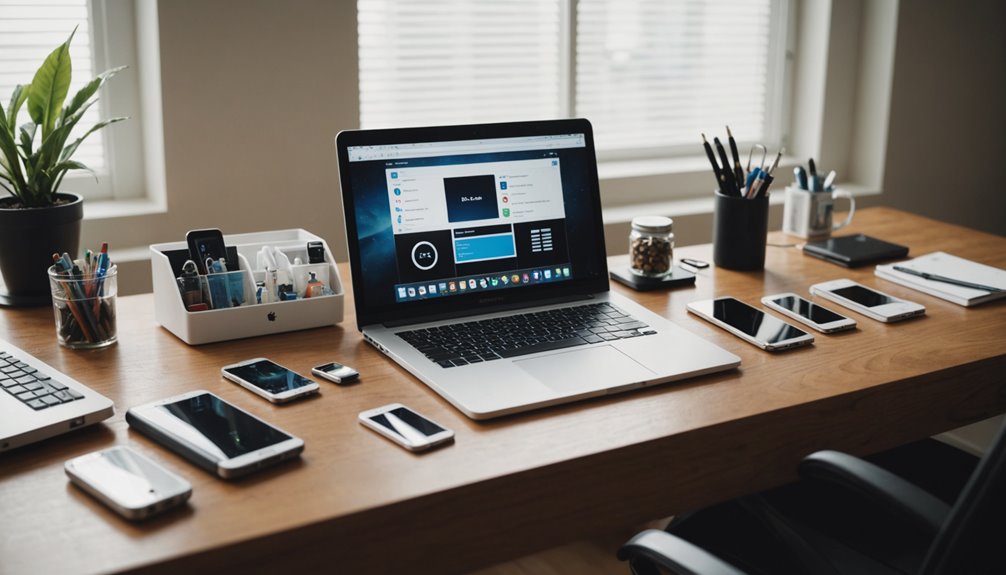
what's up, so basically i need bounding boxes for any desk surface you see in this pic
[2,208,1004,575]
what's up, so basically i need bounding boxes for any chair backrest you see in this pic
[920,419,1006,574]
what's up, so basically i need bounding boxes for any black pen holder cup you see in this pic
[713,191,769,271]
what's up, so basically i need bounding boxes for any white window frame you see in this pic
[597,0,897,212]
[65,0,165,214]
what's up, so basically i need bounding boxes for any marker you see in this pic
[808,158,820,191]
[794,166,808,190]
[822,170,837,191]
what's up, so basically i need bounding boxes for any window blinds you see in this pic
[0,0,105,171]
[358,0,563,129]
[576,0,778,154]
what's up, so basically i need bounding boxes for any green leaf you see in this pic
[7,84,30,135]
[28,28,75,139]
[58,116,127,163]
[63,66,126,119]
[18,122,36,158]
[50,159,91,194]
[0,118,26,198]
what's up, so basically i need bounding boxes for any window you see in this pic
[357,0,788,161]
[0,0,146,201]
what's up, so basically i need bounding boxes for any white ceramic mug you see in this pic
[782,186,855,238]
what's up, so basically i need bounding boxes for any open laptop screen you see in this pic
[337,120,608,329]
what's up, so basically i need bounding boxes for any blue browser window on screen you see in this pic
[347,133,592,305]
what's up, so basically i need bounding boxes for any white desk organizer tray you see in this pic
[150,229,344,345]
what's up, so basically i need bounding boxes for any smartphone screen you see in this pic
[187,229,227,275]
[703,298,809,344]
[830,284,896,307]
[224,360,315,394]
[769,295,846,324]
[142,393,292,458]
[368,407,445,444]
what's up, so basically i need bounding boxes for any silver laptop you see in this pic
[336,119,739,419]
[0,339,114,452]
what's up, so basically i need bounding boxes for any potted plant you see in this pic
[0,29,125,305]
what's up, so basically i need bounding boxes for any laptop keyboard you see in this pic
[0,351,84,410]
[396,303,657,368]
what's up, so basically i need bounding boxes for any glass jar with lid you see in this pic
[629,216,674,277]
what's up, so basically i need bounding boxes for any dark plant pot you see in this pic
[0,193,83,306]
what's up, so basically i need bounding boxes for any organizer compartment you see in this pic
[150,229,344,345]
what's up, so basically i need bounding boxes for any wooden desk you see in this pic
[2,208,1004,575]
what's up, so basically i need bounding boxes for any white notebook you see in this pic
[875,252,1006,307]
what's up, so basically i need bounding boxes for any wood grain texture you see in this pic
[0,208,1003,575]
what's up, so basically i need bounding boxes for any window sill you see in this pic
[601,182,882,225]
[82,197,168,221]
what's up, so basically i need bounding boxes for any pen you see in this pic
[701,134,723,190]
[892,266,1003,293]
[713,137,738,196]
[726,126,744,186]
[794,166,808,190]
[766,148,783,176]
[808,158,820,191]
[822,170,837,191]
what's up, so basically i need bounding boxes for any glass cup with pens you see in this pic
[48,249,117,349]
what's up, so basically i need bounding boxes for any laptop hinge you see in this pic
[381,293,597,328]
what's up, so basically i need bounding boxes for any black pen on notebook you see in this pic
[892,266,1003,293]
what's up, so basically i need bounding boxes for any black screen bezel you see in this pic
[336,119,610,330]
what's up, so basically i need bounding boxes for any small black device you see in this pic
[312,362,360,384]
[802,234,909,268]
[186,228,232,275]
[307,241,326,264]
[609,265,696,292]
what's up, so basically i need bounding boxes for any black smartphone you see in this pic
[186,228,227,274]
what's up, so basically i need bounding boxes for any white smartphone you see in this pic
[810,279,925,323]
[312,362,360,385]
[687,297,815,351]
[221,358,320,403]
[64,446,192,521]
[358,403,454,452]
[126,390,305,479]
[761,293,857,333]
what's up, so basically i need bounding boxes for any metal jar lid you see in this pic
[630,215,673,233]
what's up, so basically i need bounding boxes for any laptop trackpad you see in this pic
[514,345,656,395]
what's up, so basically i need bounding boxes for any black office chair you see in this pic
[617,420,1006,574]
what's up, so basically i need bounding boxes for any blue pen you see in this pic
[794,166,808,190]
[745,168,761,193]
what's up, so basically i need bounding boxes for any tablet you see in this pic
[126,390,304,479]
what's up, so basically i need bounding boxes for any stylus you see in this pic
[892,266,1002,293]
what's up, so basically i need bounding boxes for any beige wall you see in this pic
[98,0,1004,295]
[86,0,360,293]
[881,0,1006,236]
